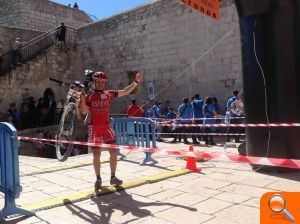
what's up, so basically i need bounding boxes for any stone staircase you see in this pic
[0,41,78,115]
[0,26,77,76]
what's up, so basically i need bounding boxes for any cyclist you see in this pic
[79,71,142,190]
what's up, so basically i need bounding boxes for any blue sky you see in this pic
[51,0,153,20]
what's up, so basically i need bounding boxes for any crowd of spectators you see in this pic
[2,93,64,130]
[125,90,244,146]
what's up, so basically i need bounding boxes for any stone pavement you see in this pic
[2,140,300,224]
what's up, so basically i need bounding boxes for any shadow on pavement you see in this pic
[63,188,197,224]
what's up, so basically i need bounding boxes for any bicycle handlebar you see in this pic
[49,77,87,91]
[49,77,71,87]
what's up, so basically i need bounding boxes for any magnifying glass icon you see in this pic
[268,194,295,223]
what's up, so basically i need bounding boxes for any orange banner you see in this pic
[180,0,220,20]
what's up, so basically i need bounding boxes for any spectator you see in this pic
[73,2,79,9]
[166,107,177,120]
[212,97,220,114]
[58,23,67,42]
[177,97,199,144]
[146,105,154,118]
[46,94,57,125]
[161,100,171,117]
[202,97,218,146]
[20,98,30,129]
[37,97,47,126]
[28,96,37,128]
[226,90,243,143]
[152,100,158,113]
[166,107,178,143]
[191,94,204,142]
[153,102,164,118]
[7,103,20,129]
[127,100,144,117]
[11,37,26,67]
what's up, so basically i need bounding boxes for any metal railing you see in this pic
[0,26,77,76]
[113,118,158,165]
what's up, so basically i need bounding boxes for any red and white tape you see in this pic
[151,116,244,121]
[155,122,300,128]
[156,132,245,136]
[17,136,300,169]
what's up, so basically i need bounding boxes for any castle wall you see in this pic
[73,0,241,112]
[0,0,92,31]
[0,0,242,116]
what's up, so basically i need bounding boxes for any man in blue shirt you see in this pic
[226,90,243,143]
[161,100,171,117]
[191,94,204,142]
[177,97,199,144]
[203,97,218,145]
[166,107,177,143]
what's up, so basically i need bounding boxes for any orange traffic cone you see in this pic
[186,146,201,172]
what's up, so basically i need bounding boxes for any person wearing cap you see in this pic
[79,71,142,190]
[127,100,144,117]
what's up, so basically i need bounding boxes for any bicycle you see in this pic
[49,77,90,161]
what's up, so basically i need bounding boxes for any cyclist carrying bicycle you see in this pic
[79,70,142,190]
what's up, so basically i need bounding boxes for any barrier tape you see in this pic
[17,136,300,169]
[156,132,245,136]
[155,122,300,128]
[150,116,244,121]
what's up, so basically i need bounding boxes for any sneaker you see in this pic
[110,176,123,186]
[94,179,102,190]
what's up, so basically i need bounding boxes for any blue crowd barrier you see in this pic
[0,122,34,219]
[113,118,158,165]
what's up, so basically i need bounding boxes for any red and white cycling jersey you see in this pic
[85,90,118,143]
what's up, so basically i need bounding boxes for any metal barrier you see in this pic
[0,122,34,219]
[113,118,158,165]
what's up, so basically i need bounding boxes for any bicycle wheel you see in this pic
[56,102,78,161]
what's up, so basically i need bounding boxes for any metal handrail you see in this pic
[0,26,77,77]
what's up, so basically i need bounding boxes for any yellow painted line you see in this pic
[22,168,189,211]
[21,159,113,177]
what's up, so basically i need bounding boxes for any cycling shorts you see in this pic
[88,125,115,144]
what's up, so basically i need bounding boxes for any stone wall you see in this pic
[0,0,242,116]
[0,24,43,54]
[72,0,241,113]
[0,0,92,31]
[0,44,76,115]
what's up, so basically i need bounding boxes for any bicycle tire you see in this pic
[56,102,78,161]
